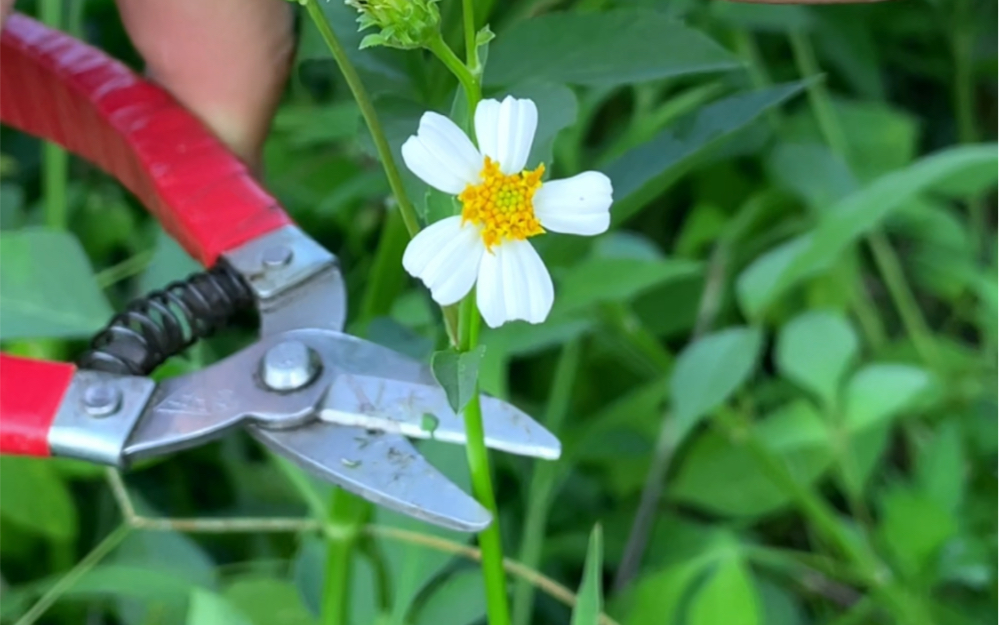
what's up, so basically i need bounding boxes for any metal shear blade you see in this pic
[314,335,561,460]
[251,423,491,531]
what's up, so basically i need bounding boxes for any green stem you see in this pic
[715,409,874,572]
[426,33,481,124]
[458,295,510,625]
[788,30,849,159]
[358,208,408,323]
[867,232,940,366]
[39,0,68,231]
[321,489,369,625]
[304,0,420,237]
[462,0,479,74]
[15,525,131,625]
[790,29,937,366]
[512,340,582,625]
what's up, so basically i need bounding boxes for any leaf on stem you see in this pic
[571,524,604,625]
[431,346,486,414]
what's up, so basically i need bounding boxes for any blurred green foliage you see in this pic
[0,0,996,623]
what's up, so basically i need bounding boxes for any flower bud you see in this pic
[345,0,441,50]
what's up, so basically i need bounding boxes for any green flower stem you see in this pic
[39,0,68,231]
[462,0,478,74]
[321,489,370,625]
[304,0,420,238]
[789,30,939,368]
[512,339,582,625]
[426,33,481,123]
[457,294,511,625]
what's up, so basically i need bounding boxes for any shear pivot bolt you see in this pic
[261,340,320,392]
[261,245,293,269]
[82,384,122,417]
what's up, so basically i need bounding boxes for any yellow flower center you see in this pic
[459,157,545,249]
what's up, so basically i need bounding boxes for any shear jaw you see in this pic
[117,327,560,531]
[222,225,348,336]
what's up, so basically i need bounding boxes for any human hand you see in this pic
[0,0,294,168]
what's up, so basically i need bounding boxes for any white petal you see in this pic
[401,112,482,194]
[476,240,554,328]
[474,96,538,175]
[533,171,613,236]
[402,216,484,306]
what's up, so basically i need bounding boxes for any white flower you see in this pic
[401,96,613,328]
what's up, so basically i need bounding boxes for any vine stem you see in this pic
[14,525,131,625]
[304,0,420,238]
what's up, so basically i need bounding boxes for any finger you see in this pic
[1,0,15,24]
[116,0,294,167]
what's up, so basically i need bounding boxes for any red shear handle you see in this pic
[0,355,76,457]
[0,14,291,266]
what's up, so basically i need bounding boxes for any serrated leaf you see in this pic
[0,228,113,340]
[431,346,485,413]
[776,310,858,408]
[571,524,604,625]
[485,9,737,87]
[670,327,763,440]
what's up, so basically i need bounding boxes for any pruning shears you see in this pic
[0,14,560,532]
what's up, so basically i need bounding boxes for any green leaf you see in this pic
[837,364,932,494]
[0,228,113,339]
[844,364,932,431]
[915,421,966,515]
[710,2,814,32]
[688,557,760,625]
[878,486,957,577]
[572,524,604,625]
[784,99,919,181]
[0,456,77,541]
[776,310,858,407]
[187,589,253,625]
[621,560,705,625]
[223,577,316,625]
[738,144,998,318]
[608,82,808,224]
[767,143,856,211]
[670,327,763,439]
[485,9,737,87]
[413,569,485,625]
[430,346,485,413]
[554,256,701,316]
[671,401,833,517]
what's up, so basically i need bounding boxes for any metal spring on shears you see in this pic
[78,264,254,376]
